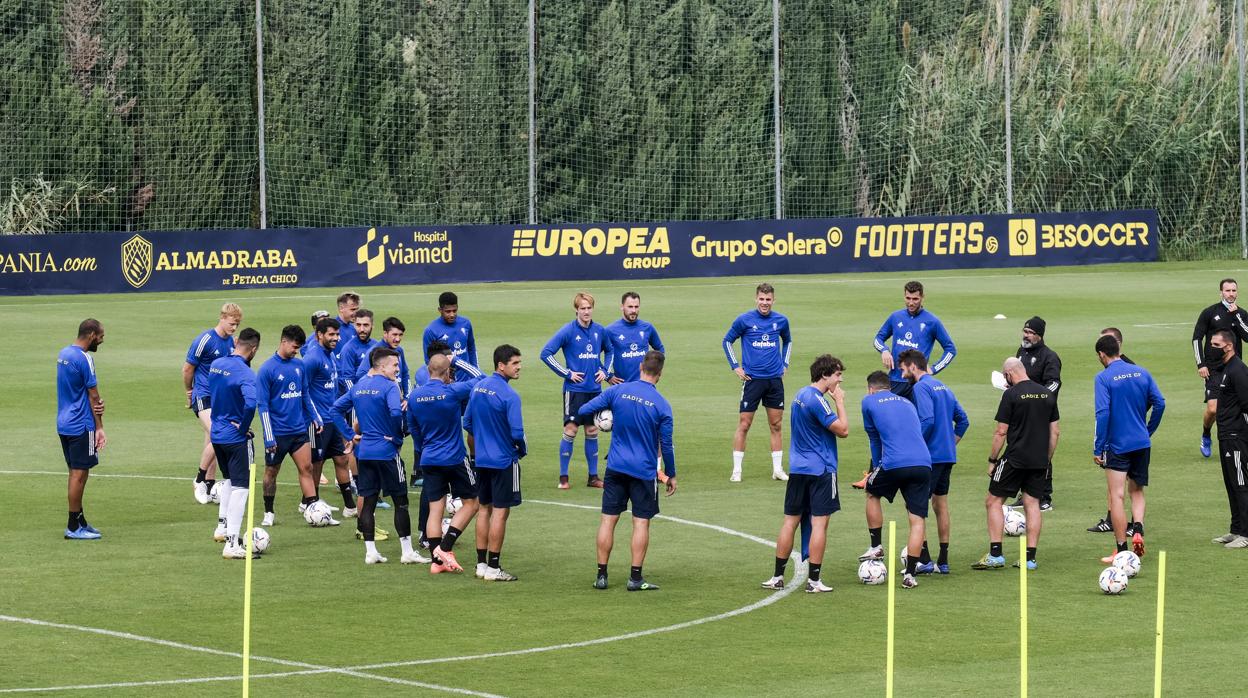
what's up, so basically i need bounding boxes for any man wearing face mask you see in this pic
[1211,331,1248,548]
[1192,279,1248,459]
[1010,317,1061,511]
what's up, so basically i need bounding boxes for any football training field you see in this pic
[2,260,1241,696]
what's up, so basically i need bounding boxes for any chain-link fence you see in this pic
[2,0,1244,259]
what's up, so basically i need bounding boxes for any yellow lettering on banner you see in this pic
[583,228,606,255]
[627,227,648,254]
[558,229,582,256]
[607,227,629,253]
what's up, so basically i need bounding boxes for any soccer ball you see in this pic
[1099,566,1129,594]
[1112,550,1141,578]
[1003,509,1026,537]
[446,495,463,515]
[209,481,222,504]
[303,501,333,527]
[441,517,452,535]
[857,559,888,585]
[250,527,270,554]
[593,409,614,432]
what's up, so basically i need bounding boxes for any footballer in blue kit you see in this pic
[208,328,262,559]
[541,291,613,489]
[331,292,360,392]
[421,292,479,383]
[605,292,665,384]
[363,316,410,393]
[577,351,676,591]
[761,355,848,594]
[723,282,793,483]
[183,302,242,505]
[338,309,381,394]
[303,317,358,517]
[57,319,107,540]
[871,281,956,400]
[861,370,933,588]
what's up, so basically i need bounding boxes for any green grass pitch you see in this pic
[2,260,1244,696]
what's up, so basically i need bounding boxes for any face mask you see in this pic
[1207,346,1227,367]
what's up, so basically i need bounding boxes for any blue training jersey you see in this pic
[256,352,321,447]
[208,355,257,445]
[301,341,339,419]
[789,385,840,476]
[421,316,479,382]
[541,319,613,393]
[56,345,98,435]
[873,308,956,381]
[861,391,932,469]
[912,374,969,464]
[578,380,676,480]
[407,378,481,466]
[1094,359,1166,455]
[331,373,404,460]
[186,328,235,399]
[414,357,481,390]
[338,335,382,391]
[722,309,792,379]
[464,372,527,469]
[604,318,665,383]
[355,343,409,394]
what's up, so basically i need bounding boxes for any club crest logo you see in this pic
[121,234,153,289]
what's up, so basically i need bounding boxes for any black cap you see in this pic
[1024,316,1046,338]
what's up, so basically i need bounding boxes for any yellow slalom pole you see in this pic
[1019,535,1028,698]
[886,520,896,698]
[1154,550,1167,697]
[241,440,257,697]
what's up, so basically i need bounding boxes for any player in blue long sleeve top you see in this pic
[364,316,410,393]
[872,281,956,400]
[861,370,933,588]
[256,325,328,529]
[541,292,613,489]
[577,351,676,591]
[330,292,360,392]
[722,283,793,483]
[331,346,416,565]
[58,319,107,540]
[464,345,527,580]
[605,291,665,384]
[303,317,357,517]
[900,350,969,574]
[183,303,242,505]
[1093,334,1165,560]
[422,291,479,383]
[338,309,381,393]
[208,328,261,559]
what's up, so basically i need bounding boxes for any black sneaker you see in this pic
[627,578,660,591]
[1039,501,1053,512]
[1087,518,1112,533]
[593,574,609,590]
[1125,522,1136,537]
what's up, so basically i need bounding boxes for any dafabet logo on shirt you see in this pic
[121,234,153,288]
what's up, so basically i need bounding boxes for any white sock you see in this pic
[226,487,249,538]
[365,540,379,556]
[216,480,233,525]
[400,536,413,556]
[771,451,783,471]
[732,451,744,472]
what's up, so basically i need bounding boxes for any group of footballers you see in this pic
[52,277,1248,591]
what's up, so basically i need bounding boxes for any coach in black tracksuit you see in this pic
[1014,317,1061,509]
[1212,332,1248,548]
[1193,282,1248,455]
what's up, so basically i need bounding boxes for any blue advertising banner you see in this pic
[0,209,1158,295]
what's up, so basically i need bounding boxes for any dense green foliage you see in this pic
[0,0,1242,257]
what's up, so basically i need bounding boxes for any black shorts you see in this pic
[740,377,785,413]
[783,472,840,517]
[422,460,478,500]
[889,380,915,402]
[988,458,1047,500]
[477,462,522,508]
[564,391,598,426]
[212,440,254,487]
[190,394,211,416]
[1207,370,1223,402]
[356,456,407,498]
[602,469,660,519]
[929,462,954,497]
[312,421,348,462]
[865,465,931,517]
[59,431,99,470]
[1102,448,1150,486]
[264,432,311,467]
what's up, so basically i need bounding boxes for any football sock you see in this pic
[1204,425,1212,437]
[263,495,275,514]
[584,435,599,477]
[217,480,234,524]
[67,511,80,530]
[195,468,207,483]
[339,482,355,509]
[442,525,462,552]
[364,540,378,556]
[904,555,918,577]
[1133,521,1145,535]
[204,478,215,490]
[869,527,882,548]
[400,536,413,556]
[1117,540,1129,552]
[226,487,249,538]
[559,434,574,477]
[417,491,430,534]
[732,451,744,472]
[990,541,1003,557]
[428,537,442,555]
[1026,547,1037,562]
[301,495,317,507]
[918,541,932,564]
[773,557,788,578]
[771,451,782,471]
[488,552,501,569]
[477,548,488,565]
[1104,510,1111,522]
[392,495,411,538]
[630,565,643,582]
[809,563,822,582]
[938,543,949,566]
[597,563,608,577]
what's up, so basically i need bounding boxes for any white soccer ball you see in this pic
[1112,550,1141,578]
[250,527,270,553]
[1003,509,1027,537]
[209,481,222,504]
[1099,566,1129,594]
[441,517,452,535]
[445,495,463,515]
[857,559,888,585]
[303,501,333,527]
[593,409,614,432]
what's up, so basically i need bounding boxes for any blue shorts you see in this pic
[564,391,597,426]
[477,462,522,508]
[866,465,931,517]
[59,431,99,470]
[190,394,211,416]
[741,377,784,413]
[312,422,348,462]
[929,462,954,496]
[264,432,311,467]
[356,456,407,498]
[1103,448,1150,486]
[422,459,478,500]
[889,380,915,402]
[602,469,659,519]
[212,440,254,487]
[783,472,840,517]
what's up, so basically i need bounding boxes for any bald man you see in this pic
[973,357,1060,571]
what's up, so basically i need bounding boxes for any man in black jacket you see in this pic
[1192,279,1248,459]
[1211,330,1248,548]
[1010,317,1060,511]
